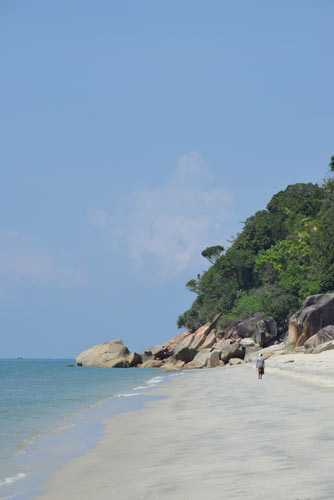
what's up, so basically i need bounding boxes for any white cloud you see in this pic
[0,230,89,292]
[89,153,234,279]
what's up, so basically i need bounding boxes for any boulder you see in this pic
[147,314,222,365]
[127,352,142,367]
[213,338,234,351]
[304,326,334,353]
[225,313,264,340]
[141,332,192,362]
[162,330,191,351]
[188,322,212,350]
[198,330,217,350]
[287,294,334,350]
[255,317,277,347]
[186,349,220,369]
[153,331,192,361]
[220,343,245,364]
[76,340,130,367]
[229,358,245,365]
[313,340,334,354]
[174,333,198,363]
[240,338,256,348]
[262,342,285,359]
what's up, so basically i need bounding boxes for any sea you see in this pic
[0,359,179,500]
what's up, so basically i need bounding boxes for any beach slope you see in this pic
[37,364,334,500]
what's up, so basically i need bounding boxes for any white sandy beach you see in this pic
[36,354,334,500]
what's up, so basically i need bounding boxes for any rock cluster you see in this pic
[76,294,334,370]
[76,312,279,370]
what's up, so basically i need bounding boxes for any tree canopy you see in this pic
[201,245,225,264]
[177,175,334,335]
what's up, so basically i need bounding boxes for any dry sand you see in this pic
[36,354,334,500]
[265,349,334,388]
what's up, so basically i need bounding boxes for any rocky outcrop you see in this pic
[76,340,142,368]
[304,326,334,353]
[287,294,334,350]
[75,310,281,371]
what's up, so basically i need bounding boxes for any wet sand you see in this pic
[36,360,334,500]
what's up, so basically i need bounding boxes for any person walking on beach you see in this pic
[256,353,265,380]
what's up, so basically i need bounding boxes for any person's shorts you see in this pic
[258,367,264,375]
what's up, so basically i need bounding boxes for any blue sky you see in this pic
[1,0,333,357]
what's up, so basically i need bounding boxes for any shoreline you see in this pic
[36,359,334,500]
[0,368,172,500]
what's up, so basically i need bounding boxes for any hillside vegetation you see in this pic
[178,160,334,336]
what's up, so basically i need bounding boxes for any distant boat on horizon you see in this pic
[17,357,23,360]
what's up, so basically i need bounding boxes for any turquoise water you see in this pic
[0,359,171,499]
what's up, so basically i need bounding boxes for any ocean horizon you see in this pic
[0,358,177,499]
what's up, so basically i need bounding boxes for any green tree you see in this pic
[329,155,334,172]
[201,245,224,264]
[177,181,329,334]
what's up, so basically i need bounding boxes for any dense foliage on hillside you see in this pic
[178,162,334,335]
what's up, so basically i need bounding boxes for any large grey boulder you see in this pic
[224,313,264,340]
[287,294,334,350]
[304,326,334,353]
[220,343,245,364]
[213,338,234,351]
[76,340,130,367]
[186,349,220,369]
[255,317,277,347]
